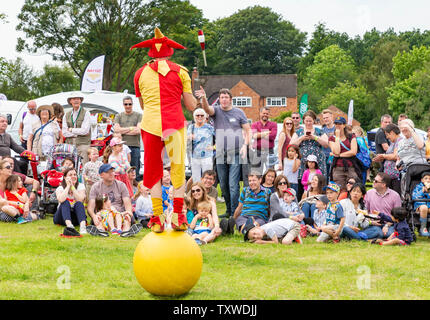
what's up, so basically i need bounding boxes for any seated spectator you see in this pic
[54,168,87,237]
[306,195,328,236]
[338,176,358,201]
[127,166,138,196]
[299,173,326,219]
[232,171,271,235]
[4,174,40,224]
[60,157,75,173]
[412,171,430,237]
[82,147,103,203]
[269,175,290,220]
[93,194,118,235]
[371,207,413,246]
[2,156,40,210]
[244,217,303,245]
[364,172,401,239]
[134,181,153,227]
[0,160,18,223]
[273,187,304,223]
[317,182,345,243]
[186,170,218,200]
[189,200,214,245]
[340,183,383,241]
[301,155,322,191]
[87,164,142,238]
[261,168,277,193]
[397,119,427,170]
[188,182,221,243]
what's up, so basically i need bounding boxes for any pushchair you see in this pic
[400,163,430,241]
[38,144,82,216]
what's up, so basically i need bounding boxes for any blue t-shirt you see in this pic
[187,123,215,159]
[239,186,271,222]
[325,201,344,225]
[162,185,171,212]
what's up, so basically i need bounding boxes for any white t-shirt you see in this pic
[56,183,86,208]
[22,113,40,140]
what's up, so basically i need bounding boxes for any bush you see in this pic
[271,111,292,123]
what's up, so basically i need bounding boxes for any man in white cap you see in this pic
[62,92,92,163]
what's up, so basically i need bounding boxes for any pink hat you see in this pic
[109,137,125,147]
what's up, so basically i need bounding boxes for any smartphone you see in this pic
[193,78,201,94]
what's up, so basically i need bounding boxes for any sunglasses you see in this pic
[347,181,355,185]
[278,181,288,186]
[3,165,11,169]
[195,114,205,117]
[285,122,293,125]
[373,180,383,184]
[292,117,300,119]
[123,103,133,106]
[191,189,202,193]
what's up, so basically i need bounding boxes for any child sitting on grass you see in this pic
[189,200,214,245]
[273,187,305,223]
[306,195,329,236]
[412,171,430,236]
[317,182,345,243]
[134,181,153,228]
[372,207,413,246]
[4,174,39,224]
[93,194,117,234]
[244,217,303,245]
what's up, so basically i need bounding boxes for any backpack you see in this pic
[340,138,371,169]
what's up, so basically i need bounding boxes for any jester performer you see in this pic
[131,28,197,233]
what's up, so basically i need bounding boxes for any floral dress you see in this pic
[296,127,327,179]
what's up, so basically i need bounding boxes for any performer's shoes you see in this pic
[171,212,188,231]
[148,215,165,233]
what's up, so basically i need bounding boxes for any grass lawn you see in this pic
[1,198,430,300]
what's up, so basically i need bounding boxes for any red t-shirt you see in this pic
[329,134,356,167]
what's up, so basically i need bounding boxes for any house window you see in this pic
[232,97,252,107]
[266,97,286,107]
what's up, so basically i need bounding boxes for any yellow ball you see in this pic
[133,230,203,296]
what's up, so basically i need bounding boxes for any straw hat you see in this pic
[36,105,54,118]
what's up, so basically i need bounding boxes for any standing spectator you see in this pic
[106,137,133,197]
[250,107,277,174]
[328,116,360,192]
[291,112,302,132]
[396,119,427,170]
[290,110,329,200]
[187,108,214,183]
[364,172,401,238]
[52,103,65,142]
[282,144,301,194]
[397,114,408,126]
[277,117,295,171]
[375,114,392,155]
[82,147,103,203]
[352,126,371,184]
[373,124,402,194]
[62,92,92,163]
[18,100,39,149]
[27,105,61,161]
[0,114,26,174]
[301,154,322,191]
[321,109,336,178]
[196,87,251,219]
[113,96,142,181]
[232,172,271,234]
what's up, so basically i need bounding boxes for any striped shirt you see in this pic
[239,186,271,222]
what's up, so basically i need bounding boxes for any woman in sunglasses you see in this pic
[188,182,221,243]
[277,117,295,172]
[269,175,291,221]
[0,160,19,222]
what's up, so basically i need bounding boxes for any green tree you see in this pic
[0,58,35,101]
[33,64,80,97]
[301,45,357,109]
[319,81,371,129]
[213,6,306,75]
[16,0,206,92]
[392,45,430,82]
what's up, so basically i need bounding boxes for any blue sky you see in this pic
[1,0,430,71]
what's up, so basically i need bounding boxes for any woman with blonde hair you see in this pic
[277,116,295,171]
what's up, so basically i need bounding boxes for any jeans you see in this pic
[361,225,384,239]
[129,146,142,181]
[216,152,241,216]
[341,226,363,240]
[290,183,299,195]
[301,202,316,219]
[53,201,87,226]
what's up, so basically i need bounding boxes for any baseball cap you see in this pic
[317,195,330,205]
[99,163,114,174]
[324,181,340,193]
[284,188,296,197]
[334,116,346,124]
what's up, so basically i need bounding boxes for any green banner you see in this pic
[299,94,308,123]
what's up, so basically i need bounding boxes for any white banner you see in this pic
[347,99,354,125]
[81,55,105,92]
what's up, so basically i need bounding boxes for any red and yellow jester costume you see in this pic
[131,28,196,233]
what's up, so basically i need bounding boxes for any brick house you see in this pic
[192,68,297,122]
[317,105,361,127]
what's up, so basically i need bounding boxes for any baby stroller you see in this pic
[401,162,430,240]
[39,144,82,216]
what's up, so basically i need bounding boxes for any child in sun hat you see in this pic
[301,154,322,191]
[107,137,133,197]
[317,182,345,243]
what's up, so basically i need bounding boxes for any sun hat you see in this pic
[36,105,54,118]
[67,92,84,104]
[306,154,318,162]
[109,137,126,147]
